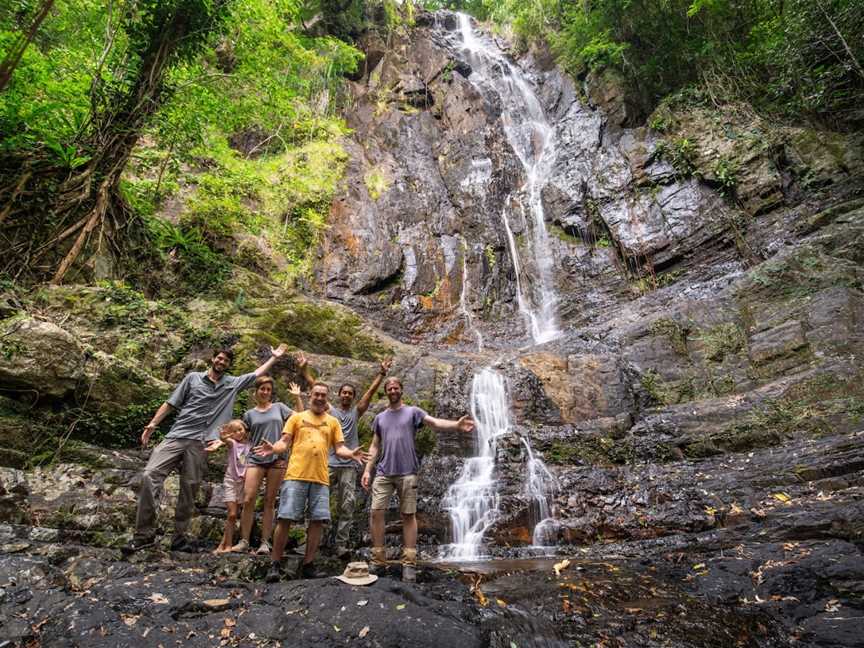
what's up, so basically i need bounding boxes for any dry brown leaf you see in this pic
[122,615,139,627]
[148,593,169,605]
[359,626,370,638]
[224,618,236,627]
[553,559,571,577]
[496,598,507,608]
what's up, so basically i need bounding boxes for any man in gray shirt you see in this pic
[300,355,392,556]
[124,344,287,554]
[361,377,474,582]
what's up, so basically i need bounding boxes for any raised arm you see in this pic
[288,382,304,411]
[141,402,176,448]
[360,433,381,491]
[296,351,316,386]
[255,343,288,377]
[422,414,475,434]
[356,357,392,416]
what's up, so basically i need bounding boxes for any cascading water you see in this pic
[519,437,560,548]
[441,368,560,559]
[441,368,507,560]
[456,13,560,345]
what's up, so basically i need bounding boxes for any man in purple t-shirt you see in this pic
[361,377,474,582]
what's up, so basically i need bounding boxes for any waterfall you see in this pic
[456,13,561,345]
[441,368,559,559]
[519,436,560,548]
[441,368,506,560]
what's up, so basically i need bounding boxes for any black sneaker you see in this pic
[122,535,155,555]
[170,536,196,552]
[265,561,282,583]
[299,561,321,579]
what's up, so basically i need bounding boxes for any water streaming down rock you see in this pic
[441,368,560,559]
[458,236,484,351]
[519,437,560,548]
[441,368,506,560]
[456,13,561,345]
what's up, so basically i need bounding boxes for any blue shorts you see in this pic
[277,479,330,522]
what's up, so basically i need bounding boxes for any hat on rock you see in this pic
[334,561,378,586]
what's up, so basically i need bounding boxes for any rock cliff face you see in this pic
[1,10,863,647]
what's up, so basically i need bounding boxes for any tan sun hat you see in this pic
[334,561,378,586]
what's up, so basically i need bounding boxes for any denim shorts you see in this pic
[277,479,330,521]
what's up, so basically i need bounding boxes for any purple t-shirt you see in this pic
[372,405,428,476]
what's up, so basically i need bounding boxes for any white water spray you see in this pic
[441,368,507,559]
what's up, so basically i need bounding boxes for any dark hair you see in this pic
[338,383,356,395]
[311,381,329,392]
[384,377,402,389]
[212,348,235,363]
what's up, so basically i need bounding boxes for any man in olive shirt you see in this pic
[125,344,287,554]
[255,382,368,581]
[299,354,392,556]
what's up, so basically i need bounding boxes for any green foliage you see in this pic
[482,0,864,126]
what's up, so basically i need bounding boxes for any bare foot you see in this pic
[213,546,228,554]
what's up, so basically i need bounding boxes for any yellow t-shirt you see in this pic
[283,410,344,485]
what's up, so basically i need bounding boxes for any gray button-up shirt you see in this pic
[165,371,257,442]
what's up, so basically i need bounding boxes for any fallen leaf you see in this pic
[772,492,791,503]
[333,625,340,632]
[496,598,507,608]
[553,559,571,577]
[122,614,139,627]
[396,604,406,610]
[729,502,744,515]
[357,600,368,607]
[359,626,370,638]
[704,506,717,516]
[224,618,236,628]
[219,628,231,638]
[624,607,643,614]
[692,563,706,570]
[148,593,169,605]
[562,599,572,613]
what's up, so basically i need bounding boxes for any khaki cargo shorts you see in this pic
[370,474,418,514]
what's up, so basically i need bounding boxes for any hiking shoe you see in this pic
[265,561,282,583]
[401,563,417,583]
[230,539,249,553]
[255,541,271,555]
[122,535,155,555]
[298,561,321,579]
[170,536,196,552]
[368,561,387,576]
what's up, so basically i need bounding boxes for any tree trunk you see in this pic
[51,8,191,284]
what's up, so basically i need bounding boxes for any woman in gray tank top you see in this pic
[230,375,302,554]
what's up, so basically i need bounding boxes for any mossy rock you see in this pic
[232,298,392,370]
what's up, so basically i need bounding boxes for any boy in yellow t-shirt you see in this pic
[254,381,368,581]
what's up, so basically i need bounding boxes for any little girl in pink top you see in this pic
[214,419,250,553]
